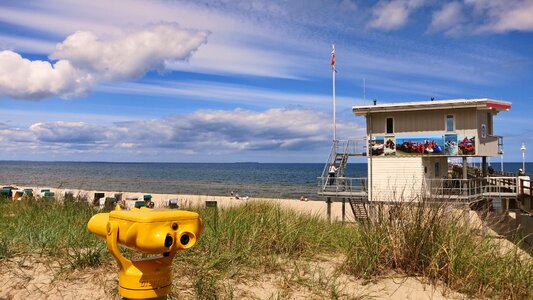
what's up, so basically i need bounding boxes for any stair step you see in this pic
[348,198,369,222]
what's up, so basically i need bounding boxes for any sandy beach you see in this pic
[3,185,353,221]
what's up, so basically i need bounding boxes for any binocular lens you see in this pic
[180,234,190,246]
[164,235,173,248]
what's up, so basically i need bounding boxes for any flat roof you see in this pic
[353,98,512,116]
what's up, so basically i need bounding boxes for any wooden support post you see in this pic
[342,198,346,224]
[326,197,332,223]
[463,157,468,179]
[482,156,487,177]
[463,157,468,195]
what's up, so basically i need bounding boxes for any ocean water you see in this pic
[0,161,530,200]
[0,162,366,200]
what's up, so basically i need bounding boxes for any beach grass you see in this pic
[0,195,531,299]
[343,201,533,299]
[0,194,104,269]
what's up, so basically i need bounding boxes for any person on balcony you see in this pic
[328,164,338,185]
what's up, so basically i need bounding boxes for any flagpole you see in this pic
[332,44,336,142]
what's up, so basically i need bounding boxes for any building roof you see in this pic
[353,98,512,116]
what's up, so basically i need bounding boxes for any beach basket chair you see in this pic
[93,192,105,206]
[104,197,117,211]
[1,186,16,199]
[144,194,154,208]
[168,198,180,209]
[42,191,55,200]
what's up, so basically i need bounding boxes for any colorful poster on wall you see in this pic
[370,134,476,156]
[395,134,445,156]
[444,134,458,155]
[369,136,384,156]
[384,135,396,156]
[458,135,476,155]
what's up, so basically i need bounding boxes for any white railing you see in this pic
[423,177,517,202]
[318,176,518,202]
[333,139,367,156]
[317,176,367,195]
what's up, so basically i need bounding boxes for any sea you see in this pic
[0,161,531,200]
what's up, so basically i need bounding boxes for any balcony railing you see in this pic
[318,176,519,202]
[317,176,367,196]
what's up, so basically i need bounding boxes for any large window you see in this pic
[487,113,493,135]
[446,115,454,132]
[386,117,394,134]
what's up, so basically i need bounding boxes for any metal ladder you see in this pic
[348,196,369,223]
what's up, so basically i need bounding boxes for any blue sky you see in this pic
[0,0,532,163]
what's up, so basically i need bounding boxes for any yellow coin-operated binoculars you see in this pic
[88,206,204,299]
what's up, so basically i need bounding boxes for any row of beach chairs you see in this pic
[1,186,56,201]
[1,186,181,210]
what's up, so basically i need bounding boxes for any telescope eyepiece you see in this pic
[180,234,190,246]
[164,235,173,248]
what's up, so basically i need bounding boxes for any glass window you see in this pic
[487,113,493,135]
[446,115,454,132]
[386,118,393,134]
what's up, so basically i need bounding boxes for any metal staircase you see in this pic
[348,197,369,223]
[320,139,366,180]
[318,139,369,221]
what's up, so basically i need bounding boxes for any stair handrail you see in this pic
[322,140,337,177]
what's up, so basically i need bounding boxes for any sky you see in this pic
[0,0,532,163]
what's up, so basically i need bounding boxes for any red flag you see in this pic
[331,44,335,68]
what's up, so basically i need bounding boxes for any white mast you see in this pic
[332,44,336,142]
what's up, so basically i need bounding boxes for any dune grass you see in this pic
[0,194,104,268]
[0,195,531,299]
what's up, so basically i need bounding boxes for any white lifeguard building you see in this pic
[354,98,510,201]
[318,98,518,221]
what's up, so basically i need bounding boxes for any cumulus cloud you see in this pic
[30,121,110,143]
[0,50,93,99]
[50,23,209,80]
[429,2,464,35]
[5,108,362,154]
[465,0,533,33]
[0,23,209,100]
[368,0,425,30]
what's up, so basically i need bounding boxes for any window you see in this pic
[435,162,440,177]
[386,117,394,134]
[446,115,454,132]
[487,113,493,135]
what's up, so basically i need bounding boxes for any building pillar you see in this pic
[482,156,487,177]
[326,197,332,223]
[462,157,468,179]
[342,198,346,224]
[462,157,469,196]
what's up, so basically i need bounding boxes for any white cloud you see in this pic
[368,0,425,30]
[4,108,362,155]
[97,80,363,109]
[30,121,109,143]
[0,23,208,100]
[0,35,56,54]
[0,50,93,99]
[429,2,464,35]
[465,0,533,33]
[50,23,209,80]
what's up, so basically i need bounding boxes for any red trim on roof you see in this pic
[486,102,511,110]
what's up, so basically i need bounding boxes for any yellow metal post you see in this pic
[88,206,204,299]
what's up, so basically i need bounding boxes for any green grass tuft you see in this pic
[0,196,531,299]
